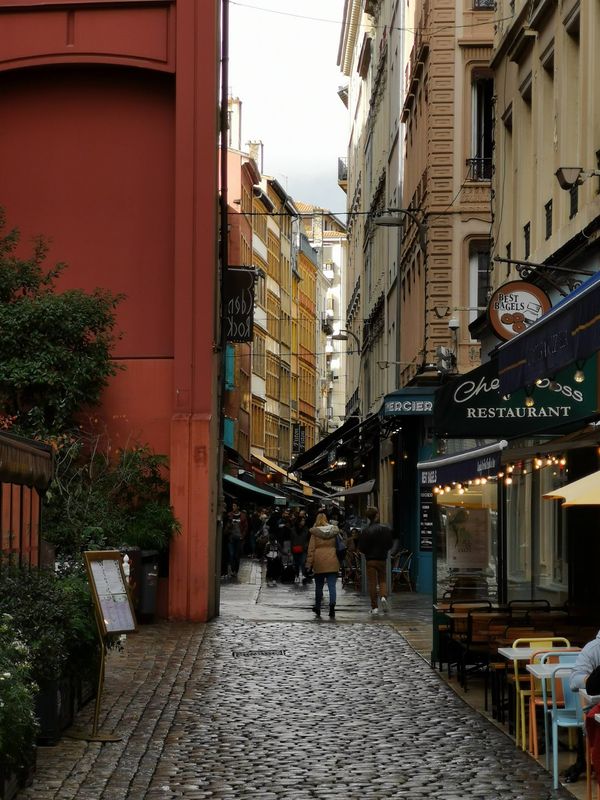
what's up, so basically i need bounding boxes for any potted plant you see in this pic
[0,613,38,799]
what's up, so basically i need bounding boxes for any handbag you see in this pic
[335,533,346,561]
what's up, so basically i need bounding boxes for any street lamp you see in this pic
[373,207,427,253]
[555,166,600,190]
[331,329,361,355]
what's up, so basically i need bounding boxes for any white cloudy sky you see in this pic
[229,0,349,216]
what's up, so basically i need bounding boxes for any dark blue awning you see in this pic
[498,270,600,394]
[417,441,508,486]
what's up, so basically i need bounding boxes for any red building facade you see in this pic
[0,0,220,621]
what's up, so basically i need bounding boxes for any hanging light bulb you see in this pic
[574,369,585,383]
[458,487,465,495]
[559,457,566,466]
[505,476,513,485]
[507,465,514,473]
[524,394,535,408]
[502,393,511,401]
[535,378,544,387]
[481,477,487,484]
[549,378,559,391]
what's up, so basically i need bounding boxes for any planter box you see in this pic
[0,748,36,800]
[35,677,74,745]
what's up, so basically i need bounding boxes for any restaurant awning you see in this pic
[327,479,376,499]
[544,469,600,506]
[223,474,286,504]
[417,440,508,486]
[498,270,600,395]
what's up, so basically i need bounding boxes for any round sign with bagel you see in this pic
[487,280,552,341]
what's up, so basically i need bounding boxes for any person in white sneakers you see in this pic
[358,506,393,616]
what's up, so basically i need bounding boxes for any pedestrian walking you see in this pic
[264,528,282,587]
[306,511,340,619]
[225,502,247,578]
[564,629,600,783]
[358,506,393,616]
[290,510,309,583]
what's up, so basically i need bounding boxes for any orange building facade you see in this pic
[0,0,220,621]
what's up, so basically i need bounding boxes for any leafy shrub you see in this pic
[0,613,39,772]
[0,567,98,684]
[43,436,181,559]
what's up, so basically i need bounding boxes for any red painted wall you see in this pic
[0,0,220,621]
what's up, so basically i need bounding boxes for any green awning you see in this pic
[223,473,286,504]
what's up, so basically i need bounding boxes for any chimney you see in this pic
[227,97,243,150]
[247,140,264,173]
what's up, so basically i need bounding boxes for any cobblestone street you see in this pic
[17,561,575,799]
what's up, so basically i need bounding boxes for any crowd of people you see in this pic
[221,500,400,618]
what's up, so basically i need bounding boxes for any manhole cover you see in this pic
[232,649,288,658]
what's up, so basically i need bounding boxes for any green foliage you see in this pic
[0,567,98,684]
[43,436,181,558]
[0,209,123,437]
[0,613,39,773]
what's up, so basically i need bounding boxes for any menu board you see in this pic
[419,485,434,552]
[84,551,137,636]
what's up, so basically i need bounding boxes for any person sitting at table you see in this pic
[565,630,600,783]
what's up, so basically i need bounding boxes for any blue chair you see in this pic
[537,650,580,769]
[548,662,584,789]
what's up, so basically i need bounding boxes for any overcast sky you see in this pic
[229,0,349,217]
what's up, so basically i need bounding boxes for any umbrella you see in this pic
[543,470,600,506]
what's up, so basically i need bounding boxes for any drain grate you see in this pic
[232,649,288,658]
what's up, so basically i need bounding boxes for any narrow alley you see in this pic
[17,562,574,800]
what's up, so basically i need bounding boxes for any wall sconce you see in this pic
[574,361,586,383]
[555,167,600,190]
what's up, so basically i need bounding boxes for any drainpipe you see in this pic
[216,0,230,611]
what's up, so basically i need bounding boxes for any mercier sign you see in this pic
[434,358,597,438]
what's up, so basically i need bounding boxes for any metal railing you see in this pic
[466,157,492,181]
[338,157,348,183]
[473,0,494,8]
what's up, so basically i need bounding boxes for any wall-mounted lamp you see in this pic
[555,167,600,191]
[373,207,427,253]
[331,329,361,355]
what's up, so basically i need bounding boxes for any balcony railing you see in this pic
[466,157,492,181]
[338,157,348,184]
[473,0,494,8]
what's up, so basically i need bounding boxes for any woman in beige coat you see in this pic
[306,511,341,619]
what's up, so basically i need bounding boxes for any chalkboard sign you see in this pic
[224,267,255,343]
[84,551,137,636]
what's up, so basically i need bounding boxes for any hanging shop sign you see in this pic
[434,358,597,438]
[292,423,306,454]
[488,280,551,342]
[223,267,255,343]
[498,270,600,395]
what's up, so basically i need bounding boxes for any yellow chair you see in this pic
[511,636,570,751]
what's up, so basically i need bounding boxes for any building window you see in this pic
[255,270,266,308]
[225,344,235,389]
[523,222,531,260]
[253,332,266,379]
[506,242,511,278]
[569,184,578,218]
[266,353,279,400]
[469,243,491,324]
[223,417,235,448]
[544,200,553,240]
[469,76,493,180]
[251,399,265,447]
[265,413,278,459]
[473,0,494,7]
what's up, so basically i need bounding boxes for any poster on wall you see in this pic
[445,507,490,570]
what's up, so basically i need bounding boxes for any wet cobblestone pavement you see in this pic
[17,560,574,799]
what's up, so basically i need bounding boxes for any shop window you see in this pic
[223,417,235,448]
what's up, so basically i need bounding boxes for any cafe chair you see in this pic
[391,550,413,592]
[528,649,580,761]
[548,664,583,789]
[511,636,569,750]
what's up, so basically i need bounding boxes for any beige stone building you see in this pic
[490,0,600,305]
[400,0,495,379]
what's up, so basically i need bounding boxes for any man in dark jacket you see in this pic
[358,506,393,615]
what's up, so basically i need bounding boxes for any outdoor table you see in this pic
[498,646,574,661]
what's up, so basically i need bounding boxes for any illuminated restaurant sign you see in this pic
[434,358,597,437]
